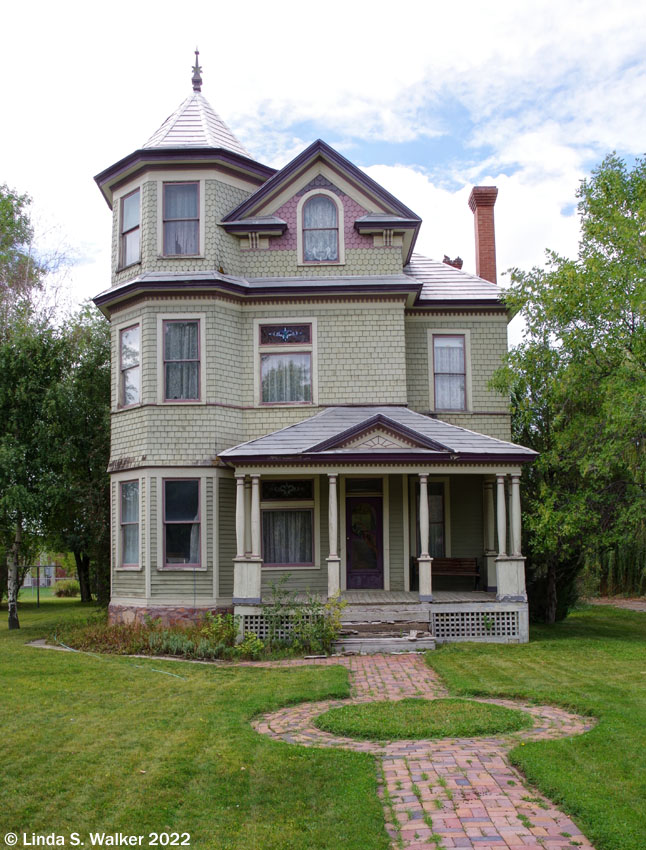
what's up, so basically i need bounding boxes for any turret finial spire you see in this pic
[192,48,202,93]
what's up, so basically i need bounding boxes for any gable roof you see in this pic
[218,406,537,464]
[142,92,251,157]
[221,139,422,263]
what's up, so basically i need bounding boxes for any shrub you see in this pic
[54,580,80,598]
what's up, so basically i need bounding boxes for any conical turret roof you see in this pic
[142,90,251,157]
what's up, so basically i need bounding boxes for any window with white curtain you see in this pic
[163,182,199,255]
[119,324,140,406]
[120,480,139,566]
[163,479,200,566]
[259,323,313,404]
[433,335,466,410]
[261,480,314,566]
[163,320,200,401]
[120,189,140,267]
[302,194,338,262]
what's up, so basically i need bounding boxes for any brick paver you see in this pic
[252,654,597,850]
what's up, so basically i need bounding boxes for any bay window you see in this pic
[120,480,139,567]
[163,182,199,256]
[163,479,200,567]
[261,480,314,566]
[259,323,312,404]
[163,319,200,401]
[119,324,140,406]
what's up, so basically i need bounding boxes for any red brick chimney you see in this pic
[468,186,498,283]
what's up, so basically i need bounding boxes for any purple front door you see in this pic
[346,496,384,589]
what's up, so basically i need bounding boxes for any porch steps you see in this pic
[341,604,431,623]
[334,619,435,654]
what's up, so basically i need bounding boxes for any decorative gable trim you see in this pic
[340,427,419,450]
[307,413,453,454]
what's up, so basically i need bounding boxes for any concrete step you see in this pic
[341,604,430,623]
[340,621,431,636]
[333,635,436,654]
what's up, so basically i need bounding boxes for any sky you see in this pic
[2,0,645,338]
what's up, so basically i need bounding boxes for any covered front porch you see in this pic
[217,406,535,644]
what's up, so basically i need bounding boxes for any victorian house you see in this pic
[93,55,535,646]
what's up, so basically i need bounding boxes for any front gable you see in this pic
[221,140,421,268]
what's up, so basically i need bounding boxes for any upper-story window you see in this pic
[433,335,466,410]
[120,189,140,267]
[163,182,199,255]
[164,319,200,401]
[259,323,313,405]
[303,195,338,262]
[119,324,140,407]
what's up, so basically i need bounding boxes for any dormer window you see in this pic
[303,194,338,262]
[163,182,199,255]
[120,189,140,267]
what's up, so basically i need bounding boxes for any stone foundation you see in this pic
[108,603,233,628]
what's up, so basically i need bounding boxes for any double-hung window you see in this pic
[120,480,139,567]
[120,189,140,267]
[261,480,314,566]
[259,323,313,405]
[302,194,339,262]
[163,182,199,256]
[433,335,466,410]
[163,479,200,567]
[119,324,140,406]
[163,319,200,401]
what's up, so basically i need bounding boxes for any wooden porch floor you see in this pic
[290,590,497,604]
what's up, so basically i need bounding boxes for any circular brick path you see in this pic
[252,654,597,850]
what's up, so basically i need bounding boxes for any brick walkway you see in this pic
[252,654,597,850]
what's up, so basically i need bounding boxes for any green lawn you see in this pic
[427,605,646,850]
[1,600,389,850]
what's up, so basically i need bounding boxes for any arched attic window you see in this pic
[302,194,339,262]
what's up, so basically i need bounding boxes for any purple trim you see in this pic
[162,478,201,568]
[221,220,287,235]
[354,218,419,232]
[163,318,201,402]
[232,597,262,605]
[119,479,139,568]
[308,413,453,454]
[346,495,383,589]
[222,451,537,464]
[95,148,275,209]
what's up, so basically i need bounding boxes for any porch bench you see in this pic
[431,557,480,589]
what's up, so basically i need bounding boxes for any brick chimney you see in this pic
[468,186,498,283]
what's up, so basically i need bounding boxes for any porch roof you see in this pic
[218,406,537,465]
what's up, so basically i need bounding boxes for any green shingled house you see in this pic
[93,54,536,645]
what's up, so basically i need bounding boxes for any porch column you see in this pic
[483,480,497,592]
[244,477,252,556]
[496,474,507,557]
[326,473,341,597]
[418,473,433,602]
[510,474,522,556]
[250,474,261,559]
[232,472,262,606]
[234,474,246,559]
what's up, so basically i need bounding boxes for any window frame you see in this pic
[119,188,141,269]
[162,318,201,403]
[302,193,339,264]
[296,189,345,266]
[260,478,316,568]
[162,477,202,570]
[162,181,200,257]
[254,318,318,407]
[118,323,141,408]
[427,329,472,413]
[118,479,140,569]
[156,314,206,405]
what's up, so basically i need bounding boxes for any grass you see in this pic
[0,600,390,850]
[315,697,532,740]
[427,604,646,850]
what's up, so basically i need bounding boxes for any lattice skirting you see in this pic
[240,613,320,642]
[430,603,528,643]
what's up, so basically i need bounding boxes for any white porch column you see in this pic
[250,474,261,559]
[510,473,522,556]
[234,474,246,559]
[418,473,433,602]
[232,472,262,606]
[244,477,252,556]
[483,480,497,591]
[496,474,507,557]
[326,473,341,597]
